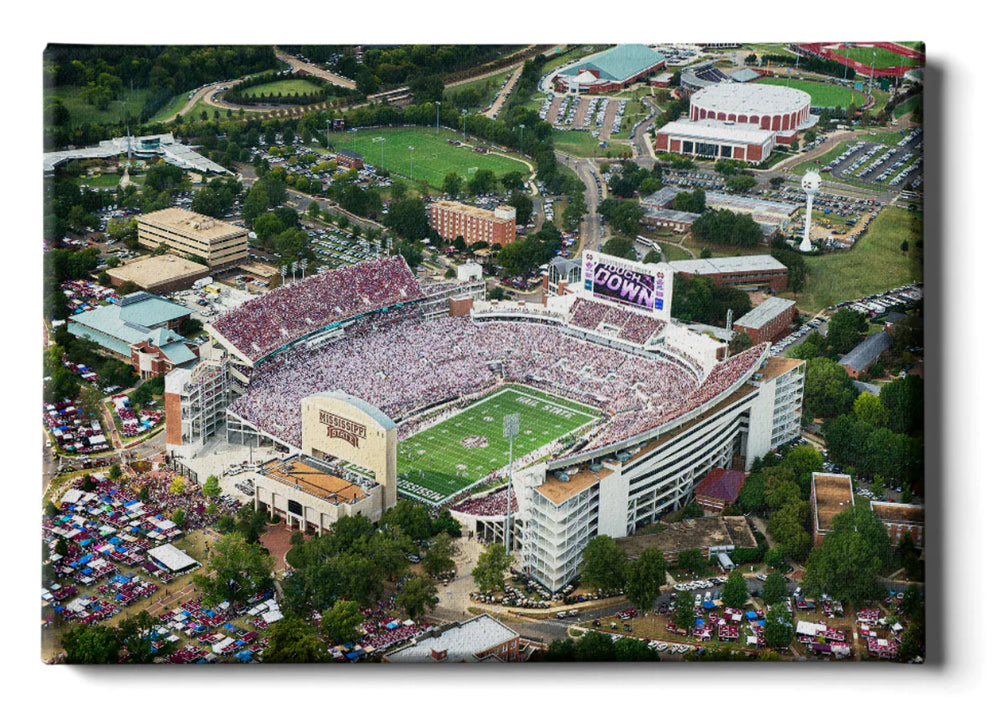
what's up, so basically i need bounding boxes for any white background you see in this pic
[2,3,992,714]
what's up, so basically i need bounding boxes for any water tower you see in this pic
[799,171,822,252]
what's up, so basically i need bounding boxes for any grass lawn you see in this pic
[656,241,694,261]
[149,92,189,123]
[835,46,923,69]
[755,78,864,109]
[73,173,126,189]
[327,126,531,190]
[611,100,646,140]
[792,141,854,175]
[744,44,796,58]
[789,206,922,312]
[894,93,923,119]
[242,79,325,98]
[552,129,607,158]
[444,73,507,105]
[49,86,151,128]
[397,385,601,505]
[857,130,908,146]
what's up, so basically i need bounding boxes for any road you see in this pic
[274,48,357,90]
[161,82,229,123]
[480,64,523,120]
[554,151,604,253]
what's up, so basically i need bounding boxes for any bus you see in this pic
[636,235,655,248]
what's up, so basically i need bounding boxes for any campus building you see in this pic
[668,255,789,292]
[692,468,748,512]
[870,501,924,550]
[615,515,757,562]
[429,201,517,248]
[385,614,523,663]
[656,119,777,163]
[811,473,854,547]
[552,44,666,94]
[105,254,211,295]
[137,208,249,269]
[336,149,365,169]
[43,132,230,177]
[734,297,797,344]
[514,355,805,591]
[68,291,198,379]
[165,359,230,459]
[641,208,701,233]
[839,331,892,378]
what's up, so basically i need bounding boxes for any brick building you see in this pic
[336,148,364,169]
[668,255,788,292]
[693,468,748,512]
[137,208,248,269]
[655,119,776,163]
[871,501,924,550]
[734,297,797,344]
[811,473,854,547]
[429,201,517,248]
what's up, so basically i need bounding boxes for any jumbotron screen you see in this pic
[582,251,671,319]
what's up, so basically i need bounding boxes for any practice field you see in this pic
[755,78,863,109]
[833,46,922,70]
[326,127,532,190]
[241,79,325,98]
[396,385,601,504]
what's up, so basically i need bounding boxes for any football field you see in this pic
[396,385,601,505]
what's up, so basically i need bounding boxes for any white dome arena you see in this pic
[690,83,812,132]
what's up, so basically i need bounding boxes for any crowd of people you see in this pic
[452,489,518,517]
[111,394,163,438]
[567,297,667,345]
[212,256,423,363]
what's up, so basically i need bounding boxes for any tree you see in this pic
[384,198,430,241]
[802,506,893,605]
[107,464,122,483]
[193,532,274,605]
[764,544,785,570]
[854,392,888,428]
[580,535,627,590]
[642,248,662,264]
[626,547,667,611]
[119,610,174,663]
[380,499,432,542]
[169,477,186,495]
[62,624,121,664]
[827,308,868,354]
[261,616,329,663]
[601,236,638,261]
[726,174,757,193]
[672,591,696,633]
[575,630,616,661]
[216,502,269,544]
[804,357,858,417]
[761,572,787,606]
[544,638,577,662]
[769,176,785,189]
[730,332,753,355]
[472,543,513,595]
[431,510,462,537]
[881,375,924,435]
[763,602,794,649]
[737,472,767,513]
[501,171,524,191]
[171,508,186,529]
[397,575,438,620]
[677,547,706,574]
[202,474,221,498]
[319,600,363,645]
[721,570,748,607]
[423,533,456,577]
[442,171,463,196]
[615,636,659,661]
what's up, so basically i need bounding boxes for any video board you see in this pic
[582,251,672,320]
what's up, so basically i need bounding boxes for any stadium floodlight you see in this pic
[373,136,386,171]
[280,264,287,286]
[435,101,441,134]
[503,413,521,555]
[325,118,331,149]
[462,109,468,141]
[408,145,414,179]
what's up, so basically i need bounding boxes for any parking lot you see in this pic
[823,128,923,190]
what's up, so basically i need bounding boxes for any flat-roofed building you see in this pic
[734,297,797,344]
[839,331,892,379]
[693,468,748,512]
[642,208,701,233]
[656,119,777,163]
[429,201,517,248]
[384,614,522,663]
[137,208,248,269]
[811,473,854,546]
[336,149,364,169]
[106,254,211,294]
[615,515,757,562]
[871,501,924,549]
[668,255,788,292]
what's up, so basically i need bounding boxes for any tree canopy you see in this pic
[802,505,893,605]
[193,532,274,605]
[580,535,627,591]
[472,543,513,595]
[625,547,667,611]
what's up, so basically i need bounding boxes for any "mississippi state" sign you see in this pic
[319,410,367,448]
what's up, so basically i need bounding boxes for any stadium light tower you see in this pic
[280,264,287,286]
[799,171,822,252]
[408,145,414,179]
[325,118,331,150]
[503,413,521,555]
[435,101,441,134]
[462,109,468,141]
[373,136,386,171]
[350,127,357,153]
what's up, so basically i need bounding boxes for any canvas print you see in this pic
[41,42,925,664]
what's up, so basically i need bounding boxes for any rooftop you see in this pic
[558,44,664,83]
[68,292,192,351]
[668,254,787,275]
[758,356,805,381]
[385,614,519,663]
[693,468,747,504]
[147,543,200,573]
[259,456,368,503]
[643,208,702,223]
[432,200,513,223]
[734,297,797,330]
[640,185,681,208]
[657,118,776,145]
[106,254,209,288]
[704,191,802,219]
[139,208,247,243]
[43,132,229,175]
[692,82,811,115]
[535,464,614,506]
[616,516,757,558]
[812,473,854,533]
[839,331,892,372]
[870,501,924,524]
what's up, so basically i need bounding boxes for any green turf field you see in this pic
[834,46,922,69]
[396,385,601,504]
[49,86,152,128]
[242,79,325,98]
[325,126,532,190]
[755,78,863,109]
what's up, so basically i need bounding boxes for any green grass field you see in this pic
[396,385,601,504]
[242,79,325,98]
[551,129,608,157]
[894,93,923,119]
[788,206,922,312]
[327,126,531,190]
[834,46,922,69]
[744,44,797,58]
[149,92,189,123]
[755,78,864,109]
[49,86,152,128]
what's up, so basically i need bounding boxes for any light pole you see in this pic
[373,136,386,171]
[503,413,520,555]
[435,101,441,134]
[408,145,414,179]
[280,264,287,286]
[325,118,331,150]
[462,109,468,142]
[518,124,524,154]
[351,127,357,153]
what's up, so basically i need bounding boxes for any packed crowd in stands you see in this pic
[452,489,518,517]
[567,297,667,345]
[230,316,768,457]
[212,256,423,363]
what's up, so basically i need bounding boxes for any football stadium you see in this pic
[167,251,804,591]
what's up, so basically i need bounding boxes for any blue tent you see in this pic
[702,601,714,609]
[223,623,234,630]
[385,622,399,630]
[746,611,758,620]
[757,619,766,626]
[695,618,705,626]
[236,650,253,662]
[346,652,360,661]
